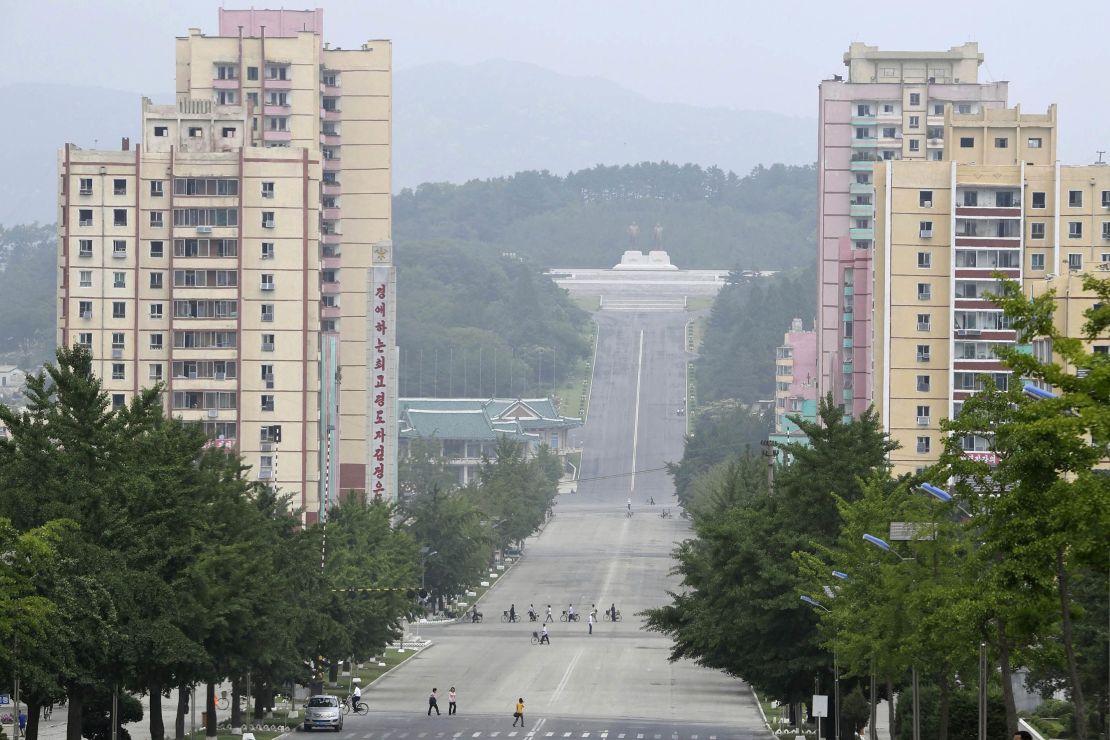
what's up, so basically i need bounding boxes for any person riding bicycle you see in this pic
[470,606,481,623]
[351,684,362,709]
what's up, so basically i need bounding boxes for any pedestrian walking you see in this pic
[545,604,554,623]
[512,697,525,727]
[588,611,594,635]
[18,711,27,734]
[540,624,550,644]
[448,687,457,715]
[428,688,440,716]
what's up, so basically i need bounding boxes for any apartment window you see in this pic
[994,137,1008,149]
[909,93,920,106]
[150,211,164,228]
[77,333,93,350]
[261,334,275,352]
[149,272,163,289]
[917,283,931,300]
[1028,137,1043,149]
[150,180,164,197]
[265,64,289,81]
[247,66,259,81]
[1102,191,1110,207]
[261,274,275,291]
[216,91,238,106]
[919,191,933,208]
[112,333,126,350]
[1068,253,1083,271]
[960,137,974,148]
[1103,222,1110,240]
[113,179,127,196]
[1032,191,1046,209]
[957,104,973,114]
[266,117,289,132]
[113,271,126,288]
[78,239,93,257]
[113,240,127,258]
[1069,222,1083,239]
[112,394,126,410]
[78,270,92,288]
[149,303,163,319]
[881,127,896,139]
[112,302,126,319]
[323,72,339,87]
[916,436,931,454]
[1031,222,1046,240]
[261,242,275,259]
[919,221,933,237]
[916,405,931,423]
[79,209,93,226]
[262,182,274,198]
[917,314,931,331]
[1069,190,1083,208]
[188,127,203,138]
[78,301,93,318]
[908,115,920,129]
[916,345,931,362]
[79,177,93,195]
[261,304,275,322]
[261,211,275,229]
[113,209,127,226]
[222,127,237,139]
[150,241,164,258]
[1031,253,1046,271]
[932,103,944,115]
[153,126,168,137]
[996,191,1016,207]
[149,364,163,380]
[261,364,274,388]
[917,375,931,392]
[261,395,275,412]
[149,333,163,350]
[112,364,125,381]
[917,252,931,268]
[909,139,920,152]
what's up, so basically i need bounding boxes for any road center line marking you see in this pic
[551,647,584,703]
[630,328,644,495]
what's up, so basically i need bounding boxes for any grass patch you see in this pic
[569,294,602,312]
[320,646,418,700]
[564,451,582,480]
[553,322,598,421]
[685,296,715,311]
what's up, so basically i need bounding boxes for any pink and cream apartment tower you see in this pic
[57,8,397,517]
[817,43,1008,417]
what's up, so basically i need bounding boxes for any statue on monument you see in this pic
[653,223,663,246]
[627,222,640,246]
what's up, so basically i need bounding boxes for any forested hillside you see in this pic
[394,162,815,270]
[0,224,56,367]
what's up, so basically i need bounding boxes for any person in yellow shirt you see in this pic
[512,697,525,727]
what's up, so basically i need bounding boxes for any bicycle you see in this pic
[216,694,250,711]
[342,695,368,716]
[531,631,549,645]
[560,610,580,622]
[501,610,519,623]
[467,610,483,623]
[603,609,623,622]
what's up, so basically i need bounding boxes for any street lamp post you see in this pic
[800,595,839,740]
[420,548,438,591]
[864,533,919,740]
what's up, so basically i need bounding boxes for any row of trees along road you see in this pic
[647,276,1109,740]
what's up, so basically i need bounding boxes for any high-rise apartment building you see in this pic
[771,318,818,440]
[817,43,1008,417]
[873,106,1110,473]
[56,8,396,516]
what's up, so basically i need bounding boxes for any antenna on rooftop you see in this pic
[1097,150,1106,164]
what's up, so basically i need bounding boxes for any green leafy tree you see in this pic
[667,400,770,506]
[403,486,490,610]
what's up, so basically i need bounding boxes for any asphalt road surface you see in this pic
[342,305,767,738]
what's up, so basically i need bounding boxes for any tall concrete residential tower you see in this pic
[873,105,1110,473]
[817,43,1008,417]
[57,8,396,518]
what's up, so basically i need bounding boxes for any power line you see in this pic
[573,466,670,483]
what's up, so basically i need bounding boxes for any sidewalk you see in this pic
[8,684,244,740]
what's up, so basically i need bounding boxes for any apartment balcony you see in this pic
[321,134,341,146]
[263,104,292,116]
[263,130,293,142]
[264,78,293,90]
[321,108,341,121]
[321,305,341,319]
[322,83,341,96]
[322,182,341,196]
[321,279,341,294]
[849,159,875,172]
[322,207,341,221]
[851,116,877,126]
[955,206,1022,218]
[851,137,879,148]
[323,157,341,172]
[954,236,1020,248]
[849,204,874,217]
[878,135,902,148]
[321,232,341,245]
[849,182,874,195]
[848,227,874,241]
[321,255,341,270]
[927,137,944,148]
[212,78,239,90]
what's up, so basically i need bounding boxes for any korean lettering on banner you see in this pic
[371,268,390,500]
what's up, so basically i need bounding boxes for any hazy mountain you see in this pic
[394,60,815,190]
[0,62,816,224]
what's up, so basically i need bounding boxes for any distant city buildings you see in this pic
[770,318,818,447]
[56,8,395,519]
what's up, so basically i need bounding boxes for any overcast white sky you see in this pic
[3,0,1107,164]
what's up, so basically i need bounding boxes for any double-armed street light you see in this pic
[801,586,840,740]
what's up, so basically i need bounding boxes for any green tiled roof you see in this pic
[398,397,581,443]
